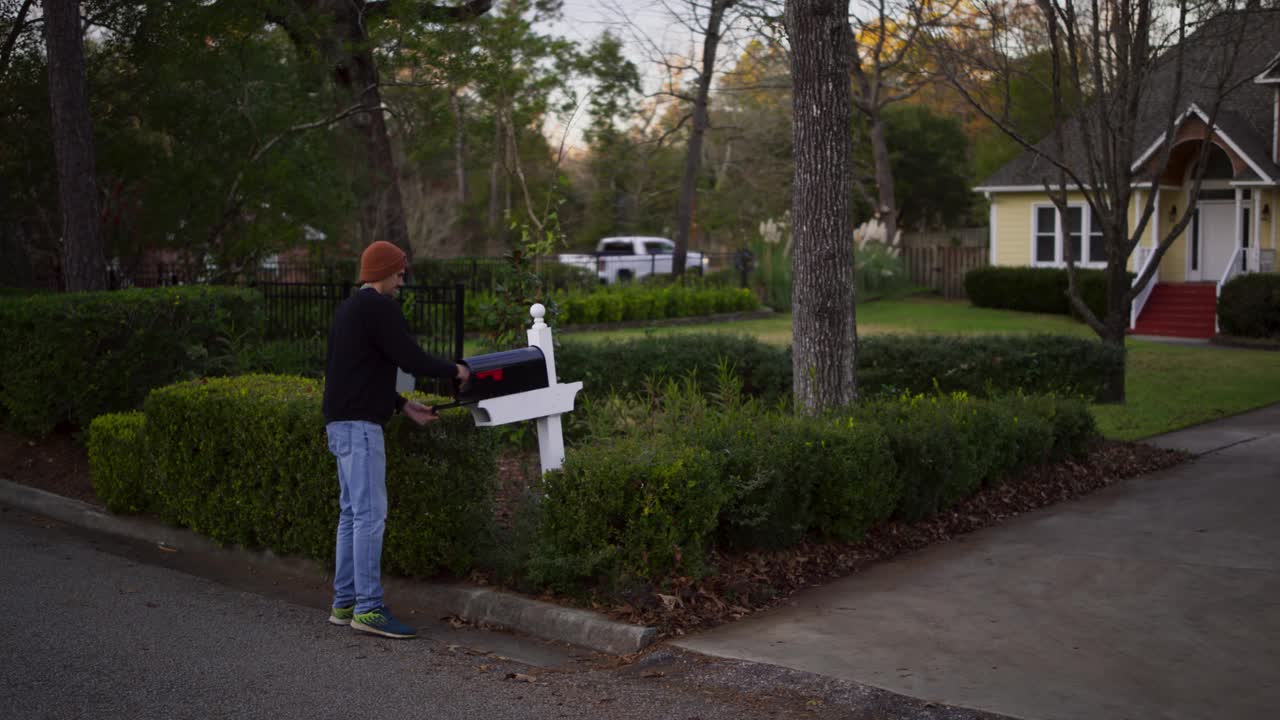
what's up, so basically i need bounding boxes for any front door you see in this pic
[1191,201,1235,282]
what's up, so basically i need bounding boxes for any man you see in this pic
[321,240,471,639]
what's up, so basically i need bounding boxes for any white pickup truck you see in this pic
[558,236,708,284]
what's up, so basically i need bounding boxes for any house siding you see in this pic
[1161,189,1190,282]
[991,194,1033,267]
[991,191,1161,274]
[988,186,1280,279]
[1262,189,1277,252]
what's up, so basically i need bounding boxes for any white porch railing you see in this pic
[1215,247,1246,333]
[1129,246,1159,330]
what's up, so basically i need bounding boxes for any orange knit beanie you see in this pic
[358,241,407,283]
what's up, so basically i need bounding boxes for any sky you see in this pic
[533,0,772,150]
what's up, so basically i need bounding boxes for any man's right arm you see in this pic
[370,298,464,380]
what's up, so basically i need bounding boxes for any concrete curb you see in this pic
[0,478,657,655]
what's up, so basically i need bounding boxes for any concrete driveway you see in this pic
[674,405,1280,720]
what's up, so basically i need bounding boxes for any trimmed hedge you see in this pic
[558,334,793,406]
[0,286,265,435]
[965,266,1133,319]
[714,413,900,549]
[557,333,1124,405]
[464,285,759,332]
[87,411,151,514]
[530,435,728,592]
[857,333,1124,399]
[557,285,758,326]
[1218,273,1280,338]
[89,374,498,577]
[529,384,1098,593]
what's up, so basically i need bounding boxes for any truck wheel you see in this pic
[616,269,633,283]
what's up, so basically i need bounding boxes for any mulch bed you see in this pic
[583,440,1189,637]
[0,427,99,506]
[540,438,1187,632]
[1,427,1188,639]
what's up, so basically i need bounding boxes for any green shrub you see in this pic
[716,413,899,548]
[558,333,1122,408]
[857,334,1124,400]
[547,285,757,328]
[557,334,793,406]
[854,242,911,295]
[1218,273,1280,338]
[856,395,985,521]
[87,412,151,514]
[597,292,625,323]
[748,230,793,311]
[965,266,1132,319]
[410,258,596,294]
[237,338,326,377]
[0,286,265,436]
[140,374,496,576]
[1008,393,1098,460]
[539,263,598,292]
[542,384,1098,592]
[537,369,1105,594]
[807,417,901,541]
[849,393,1095,521]
[529,435,728,593]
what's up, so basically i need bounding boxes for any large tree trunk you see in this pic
[868,110,898,249]
[674,0,734,276]
[488,112,503,252]
[270,1,493,256]
[450,87,468,205]
[1099,259,1130,403]
[332,42,410,253]
[44,0,106,292]
[787,0,858,413]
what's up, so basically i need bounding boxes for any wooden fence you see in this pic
[901,245,989,299]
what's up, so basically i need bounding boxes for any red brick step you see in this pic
[1130,283,1217,339]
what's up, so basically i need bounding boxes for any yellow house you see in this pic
[976,13,1279,339]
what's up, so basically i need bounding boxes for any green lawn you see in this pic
[556,297,1280,441]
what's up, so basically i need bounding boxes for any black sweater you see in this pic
[322,287,458,425]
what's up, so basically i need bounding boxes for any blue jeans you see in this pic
[326,421,387,614]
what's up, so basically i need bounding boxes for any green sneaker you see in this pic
[328,605,354,626]
[351,606,417,639]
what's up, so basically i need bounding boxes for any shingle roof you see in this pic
[978,9,1280,189]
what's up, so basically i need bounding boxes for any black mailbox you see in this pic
[455,347,549,402]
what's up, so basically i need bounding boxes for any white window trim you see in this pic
[1029,203,1109,269]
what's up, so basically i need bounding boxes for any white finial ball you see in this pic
[530,303,546,320]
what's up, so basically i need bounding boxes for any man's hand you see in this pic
[402,400,439,426]
[455,363,472,393]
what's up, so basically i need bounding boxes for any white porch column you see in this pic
[1136,189,1146,265]
[988,194,997,266]
[1252,189,1262,272]
[1153,190,1161,254]
[1235,188,1244,271]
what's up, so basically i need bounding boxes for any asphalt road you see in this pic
[0,506,996,720]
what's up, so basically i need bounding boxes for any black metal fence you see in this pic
[108,251,752,294]
[253,253,751,294]
[257,281,466,362]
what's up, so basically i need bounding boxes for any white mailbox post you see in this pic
[463,304,583,474]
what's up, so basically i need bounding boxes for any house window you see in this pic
[1089,210,1106,262]
[1243,206,1251,271]
[1035,207,1057,263]
[1066,207,1083,262]
[1191,209,1200,271]
[1033,204,1106,266]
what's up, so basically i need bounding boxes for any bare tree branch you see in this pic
[1,0,37,78]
